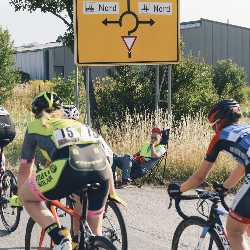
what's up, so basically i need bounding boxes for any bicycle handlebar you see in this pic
[169,189,229,220]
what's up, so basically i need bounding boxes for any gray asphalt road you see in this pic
[0,186,249,250]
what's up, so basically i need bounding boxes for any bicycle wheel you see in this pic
[103,200,128,250]
[172,216,224,250]
[87,236,118,250]
[25,217,53,250]
[0,170,21,232]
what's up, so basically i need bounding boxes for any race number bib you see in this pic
[54,127,80,148]
[53,125,99,148]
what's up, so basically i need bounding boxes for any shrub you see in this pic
[171,56,219,121]
[95,66,156,124]
[213,59,246,102]
[0,26,19,104]
[52,71,85,112]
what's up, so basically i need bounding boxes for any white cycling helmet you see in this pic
[63,105,80,120]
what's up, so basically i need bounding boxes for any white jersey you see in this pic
[85,126,114,165]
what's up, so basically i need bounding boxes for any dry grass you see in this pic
[4,83,250,184]
[104,111,250,184]
[4,81,53,169]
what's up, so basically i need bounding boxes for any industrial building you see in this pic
[14,18,250,82]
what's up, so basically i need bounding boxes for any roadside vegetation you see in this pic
[4,82,250,186]
[1,22,249,184]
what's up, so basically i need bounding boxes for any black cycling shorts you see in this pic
[230,176,250,224]
[35,143,109,211]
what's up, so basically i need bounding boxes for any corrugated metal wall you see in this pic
[15,50,45,80]
[181,19,250,82]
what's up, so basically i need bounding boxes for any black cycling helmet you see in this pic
[208,99,241,125]
[32,92,62,115]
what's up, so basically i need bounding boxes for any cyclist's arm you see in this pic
[18,131,36,189]
[18,160,34,189]
[180,160,213,192]
[223,164,245,189]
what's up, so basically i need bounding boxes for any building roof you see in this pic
[15,42,62,53]
[181,18,250,31]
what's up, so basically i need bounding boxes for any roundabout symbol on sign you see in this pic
[102,0,156,58]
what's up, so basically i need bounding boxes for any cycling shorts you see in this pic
[230,175,250,224]
[29,143,109,212]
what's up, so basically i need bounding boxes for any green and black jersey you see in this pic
[21,117,99,163]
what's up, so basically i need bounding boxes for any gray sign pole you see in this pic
[75,66,80,109]
[168,65,172,117]
[84,66,92,127]
[155,65,160,111]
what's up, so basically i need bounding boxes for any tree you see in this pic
[171,56,219,120]
[52,71,85,109]
[9,0,101,128]
[95,66,156,124]
[213,59,246,102]
[0,27,19,104]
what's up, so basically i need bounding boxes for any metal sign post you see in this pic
[84,67,92,126]
[168,65,172,117]
[155,65,160,111]
[75,66,80,109]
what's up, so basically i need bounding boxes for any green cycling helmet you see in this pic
[32,92,62,115]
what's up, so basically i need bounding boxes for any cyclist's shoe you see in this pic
[53,228,72,250]
[72,235,78,250]
[9,195,23,208]
[72,241,78,250]
[53,238,72,250]
[109,192,127,207]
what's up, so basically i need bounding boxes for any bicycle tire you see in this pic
[0,170,21,232]
[172,216,224,250]
[87,236,118,250]
[103,200,128,250]
[25,217,53,250]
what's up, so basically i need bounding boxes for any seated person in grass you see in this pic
[112,127,166,187]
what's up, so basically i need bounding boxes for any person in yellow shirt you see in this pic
[112,127,166,187]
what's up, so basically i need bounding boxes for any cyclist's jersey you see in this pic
[21,117,99,163]
[205,124,250,169]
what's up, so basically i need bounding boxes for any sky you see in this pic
[0,0,250,46]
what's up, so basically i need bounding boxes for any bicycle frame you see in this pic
[38,200,81,250]
[196,203,230,250]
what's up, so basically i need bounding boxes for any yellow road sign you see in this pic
[74,0,179,65]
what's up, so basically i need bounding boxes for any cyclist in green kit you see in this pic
[18,92,110,250]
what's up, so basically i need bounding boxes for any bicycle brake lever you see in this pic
[168,198,173,209]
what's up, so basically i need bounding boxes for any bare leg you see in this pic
[18,180,55,229]
[226,216,249,250]
[72,197,103,236]
[87,214,103,236]
[72,195,81,236]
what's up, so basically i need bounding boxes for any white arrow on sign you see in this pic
[122,36,137,52]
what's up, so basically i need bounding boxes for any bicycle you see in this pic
[0,145,22,232]
[51,195,127,250]
[25,183,118,250]
[169,183,230,249]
